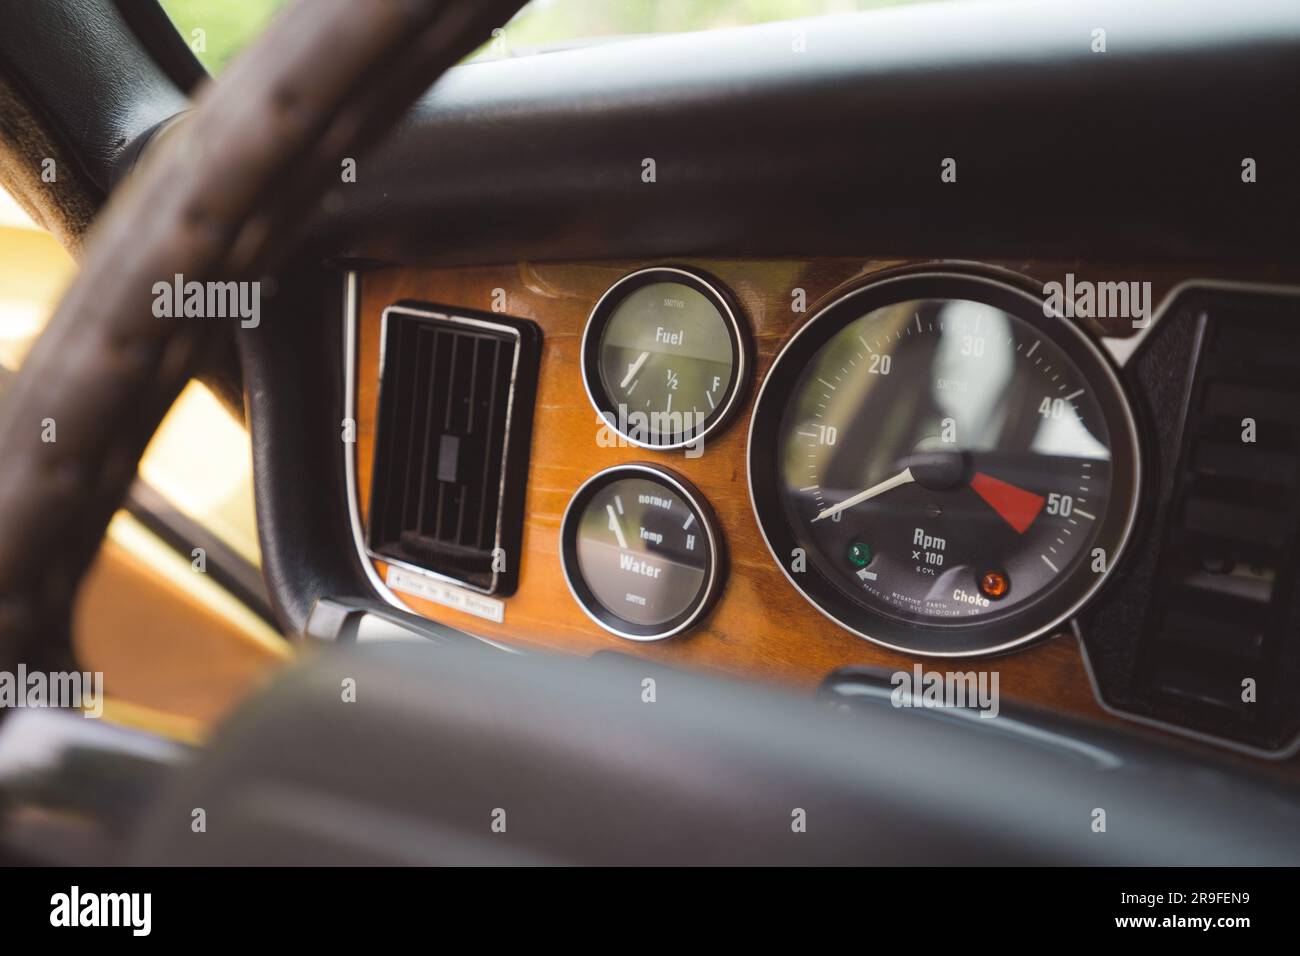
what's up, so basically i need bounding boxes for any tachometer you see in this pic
[747,272,1140,657]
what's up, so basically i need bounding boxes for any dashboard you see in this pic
[5,0,1300,871]
[348,257,1300,760]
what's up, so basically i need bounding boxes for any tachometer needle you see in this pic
[606,505,629,549]
[970,472,1045,534]
[620,351,650,389]
[814,467,915,522]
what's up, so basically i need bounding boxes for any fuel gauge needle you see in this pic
[814,467,915,522]
[620,351,650,389]
[606,505,629,549]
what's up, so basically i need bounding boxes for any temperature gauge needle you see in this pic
[606,505,629,549]
[814,467,915,522]
[970,472,1045,534]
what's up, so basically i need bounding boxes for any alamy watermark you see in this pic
[1043,273,1152,329]
[595,405,707,458]
[50,886,150,936]
[0,665,104,718]
[891,664,1000,719]
[152,273,260,328]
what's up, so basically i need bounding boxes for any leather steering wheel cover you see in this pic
[0,0,526,665]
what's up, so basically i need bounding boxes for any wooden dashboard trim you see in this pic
[348,257,1300,763]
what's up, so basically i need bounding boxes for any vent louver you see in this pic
[1101,289,1300,754]
[367,304,541,595]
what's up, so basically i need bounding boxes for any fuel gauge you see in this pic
[582,267,747,450]
[560,464,724,640]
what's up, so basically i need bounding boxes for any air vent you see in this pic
[1140,301,1300,719]
[367,303,541,595]
[1083,285,1300,755]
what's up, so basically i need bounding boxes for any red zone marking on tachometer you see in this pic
[970,472,1046,534]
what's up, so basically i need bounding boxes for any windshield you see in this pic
[161,0,941,74]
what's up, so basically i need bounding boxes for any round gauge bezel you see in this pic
[581,267,749,451]
[560,463,726,641]
[747,271,1142,658]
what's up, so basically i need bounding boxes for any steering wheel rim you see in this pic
[0,0,527,668]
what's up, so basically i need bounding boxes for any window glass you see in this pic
[159,0,292,75]
[0,186,261,569]
[159,0,946,73]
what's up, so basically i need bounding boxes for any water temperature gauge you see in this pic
[582,267,748,450]
[560,464,725,640]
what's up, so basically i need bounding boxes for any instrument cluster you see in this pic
[561,267,1140,656]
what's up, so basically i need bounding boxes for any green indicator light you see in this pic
[848,542,873,568]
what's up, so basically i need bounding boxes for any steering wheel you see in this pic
[0,0,528,668]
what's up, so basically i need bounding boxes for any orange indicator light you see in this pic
[980,570,1010,600]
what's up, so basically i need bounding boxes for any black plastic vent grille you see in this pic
[367,304,540,595]
[1130,291,1300,751]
